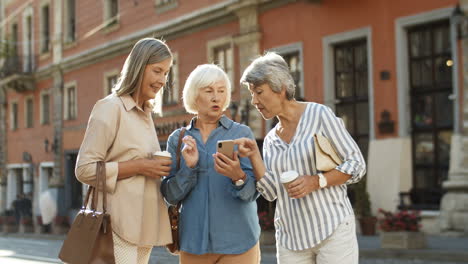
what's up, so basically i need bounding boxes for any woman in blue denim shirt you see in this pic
[161,64,261,264]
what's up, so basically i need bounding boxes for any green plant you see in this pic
[378,209,421,232]
[258,211,274,231]
[353,178,372,217]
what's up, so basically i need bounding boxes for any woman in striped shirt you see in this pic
[235,52,366,264]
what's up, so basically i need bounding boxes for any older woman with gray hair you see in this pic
[75,38,173,263]
[161,64,261,264]
[234,52,366,264]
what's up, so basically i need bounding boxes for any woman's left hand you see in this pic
[287,175,320,199]
[213,151,245,181]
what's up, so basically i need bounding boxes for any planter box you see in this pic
[19,224,34,233]
[3,224,18,233]
[380,231,426,249]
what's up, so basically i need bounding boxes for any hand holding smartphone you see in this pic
[217,140,234,160]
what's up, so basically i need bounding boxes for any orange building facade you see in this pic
[1,0,467,234]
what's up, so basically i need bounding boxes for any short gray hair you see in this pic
[183,64,231,114]
[240,52,295,100]
[115,38,172,109]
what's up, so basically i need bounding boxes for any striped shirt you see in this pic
[256,102,366,250]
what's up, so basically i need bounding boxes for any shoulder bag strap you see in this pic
[176,128,186,171]
[175,127,186,210]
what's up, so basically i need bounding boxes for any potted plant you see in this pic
[353,179,377,235]
[258,210,275,245]
[378,208,426,249]
[2,215,18,233]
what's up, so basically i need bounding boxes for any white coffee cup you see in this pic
[280,170,299,188]
[153,150,172,160]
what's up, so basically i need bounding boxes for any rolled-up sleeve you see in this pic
[320,105,366,184]
[161,129,199,205]
[256,137,278,201]
[75,100,120,193]
[228,127,259,202]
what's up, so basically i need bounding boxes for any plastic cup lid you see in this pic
[280,170,299,183]
[154,151,171,158]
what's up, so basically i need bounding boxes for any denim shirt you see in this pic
[161,116,260,255]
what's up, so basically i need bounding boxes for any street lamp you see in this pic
[452,3,468,39]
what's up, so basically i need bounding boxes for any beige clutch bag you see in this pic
[313,134,343,171]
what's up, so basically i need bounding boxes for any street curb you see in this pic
[360,249,468,262]
[262,245,468,262]
[0,232,65,240]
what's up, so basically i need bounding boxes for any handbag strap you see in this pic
[176,128,186,171]
[99,161,107,213]
[174,127,186,210]
[81,161,107,213]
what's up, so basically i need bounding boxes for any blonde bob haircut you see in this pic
[115,38,172,112]
[183,64,231,114]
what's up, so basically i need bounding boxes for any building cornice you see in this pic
[36,0,239,78]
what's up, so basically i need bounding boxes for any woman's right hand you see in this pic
[140,157,172,178]
[233,138,260,158]
[182,135,199,168]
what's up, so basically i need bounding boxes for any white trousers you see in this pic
[277,214,358,264]
[112,232,152,264]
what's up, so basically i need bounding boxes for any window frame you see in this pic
[10,100,19,131]
[40,90,51,125]
[24,96,34,128]
[207,36,235,92]
[63,81,78,120]
[64,0,76,43]
[155,0,178,14]
[39,1,51,55]
[103,69,119,97]
[162,52,179,105]
[103,0,119,28]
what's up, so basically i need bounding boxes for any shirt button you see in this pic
[258,187,264,192]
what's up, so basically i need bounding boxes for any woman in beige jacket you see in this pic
[75,38,173,264]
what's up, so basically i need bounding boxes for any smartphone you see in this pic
[217,140,235,159]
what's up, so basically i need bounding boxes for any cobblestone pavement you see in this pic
[0,235,467,264]
[360,260,467,264]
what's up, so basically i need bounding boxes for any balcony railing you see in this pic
[0,54,37,78]
[0,54,37,92]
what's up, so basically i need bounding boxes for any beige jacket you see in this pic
[75,94,172,247]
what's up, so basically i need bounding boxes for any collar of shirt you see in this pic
[120,94,153,114]
[186,115,233,131]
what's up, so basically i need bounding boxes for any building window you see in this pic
[23,14,33,72]
[213,45,234,91]
[10,23,18,56]
[40,4,50,53]
[104,0,119,26]
[105,74,118,96]
[25,97,34,128]
[155,0,178,14]
[163,53,179,105]
[64,83,77,120]
[333,39,369,161]
[40,92,50,125]
[282,52,303,100]
[408,20,452,209]
[10,102,18,130]
[268,44,304,130]
[65,0,76,43]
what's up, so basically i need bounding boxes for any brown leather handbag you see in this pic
[59,161,115,264]
[166,127,185,255]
